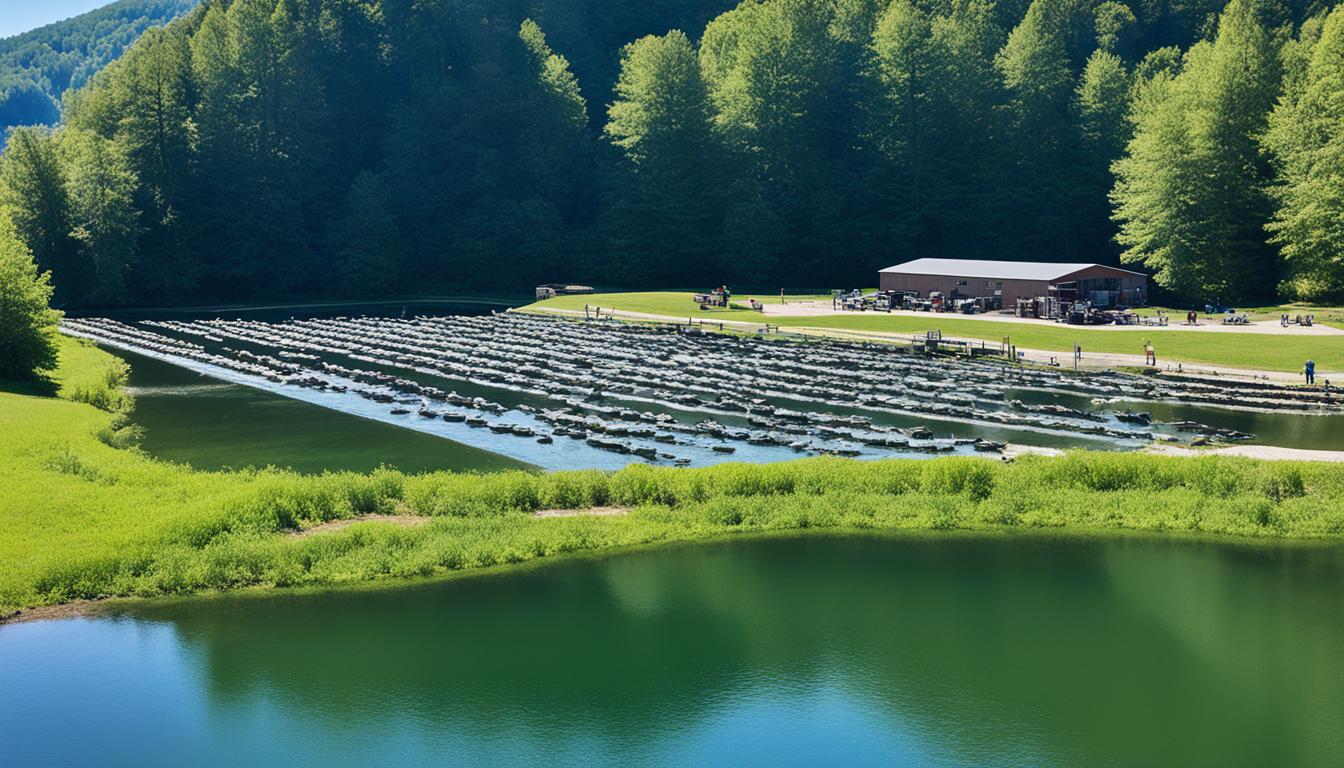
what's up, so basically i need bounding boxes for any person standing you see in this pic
[1305,359,1316,385]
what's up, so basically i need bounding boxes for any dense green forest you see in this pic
[0,0,198,135]
[0,0,1340,308]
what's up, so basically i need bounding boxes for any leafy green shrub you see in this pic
[65,359,135,414]
[1256,463,1305,502]
[537,469,610,509]
[43,448,107,483]
[921,458,997,500]
[0,212,60,381]
[609,463,683,507]
[405,471,540,516]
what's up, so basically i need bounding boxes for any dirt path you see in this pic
[1146,445,1344,462]
[291,508,632,538]
[524,306,1323,383]
[533,506,629,519]
[292,514,431,538]
[759,300,1344,336]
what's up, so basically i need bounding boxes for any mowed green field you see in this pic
[526,292,1344,373]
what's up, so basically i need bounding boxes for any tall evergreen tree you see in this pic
[1112,0,1286,301]
[864,0,1006,264]
[94,26,196,300]
[605,31,724,285]
[1264,6,1344,300]
[995,0,1084,258]
[1076,50,1131,260]
[702,0,848,283]
[61,130,143,306]
[0,128,81,305]
[330,172,400,297]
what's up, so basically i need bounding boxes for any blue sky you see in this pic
[0,0,110,39]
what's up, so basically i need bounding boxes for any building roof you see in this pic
[879,258,1146,281]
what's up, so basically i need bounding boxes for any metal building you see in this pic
[878,258,1148,307]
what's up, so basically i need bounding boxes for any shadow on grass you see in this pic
[0,374,59,398]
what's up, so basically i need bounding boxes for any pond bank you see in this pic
[6,337,1344,621]
[7,524,1340,628]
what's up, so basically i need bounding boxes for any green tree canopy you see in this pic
[1112,0,1286,301]
[0,211,60,381]
[0,0,1334,307]
[1264,6,1344,300]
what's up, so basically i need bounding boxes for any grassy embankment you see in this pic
[526,291,1344,373]
[4,337,1344,618]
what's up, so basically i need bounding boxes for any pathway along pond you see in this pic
[63,312,1344,472]
[3,535,1342,767]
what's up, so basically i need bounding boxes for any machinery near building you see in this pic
[877,258,1148,324]
[535,284,595,300]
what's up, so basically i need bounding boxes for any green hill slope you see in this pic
[0,0,197,133]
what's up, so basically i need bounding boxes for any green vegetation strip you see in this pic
[527,292,1344,372]
[4,337,1344,618]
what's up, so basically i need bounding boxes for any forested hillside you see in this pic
[1,0,1340,309]
[0,0,198,134]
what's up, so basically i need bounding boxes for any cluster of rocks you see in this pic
[62,313,1335,464]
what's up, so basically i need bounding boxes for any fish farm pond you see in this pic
[62,309,1344,472]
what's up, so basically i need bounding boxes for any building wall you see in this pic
[879,266,1148,306]
[1056,266,1148,305]
[878,272,1050,303]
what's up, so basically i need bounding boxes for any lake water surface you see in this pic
[3,535,1341,767]
[124,349,528,473]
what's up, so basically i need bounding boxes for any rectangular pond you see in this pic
[63,311,1344,473]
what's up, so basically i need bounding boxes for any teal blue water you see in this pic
[3,535,1342,767]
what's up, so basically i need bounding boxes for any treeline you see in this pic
[0,0,1340,308]
[0,0,198,134]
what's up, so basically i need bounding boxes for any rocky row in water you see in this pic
[61,313,1336,463]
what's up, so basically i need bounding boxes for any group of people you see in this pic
[1281,314,1316,327]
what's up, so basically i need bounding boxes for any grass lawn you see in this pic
[527,291,1344,373]
[4,336,1344,618]
[773,314,1344,373]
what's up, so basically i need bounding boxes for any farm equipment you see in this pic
[694,286,732,309]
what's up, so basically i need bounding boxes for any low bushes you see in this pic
[8,450,1344,617]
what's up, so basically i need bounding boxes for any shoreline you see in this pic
[7,523,1341,628]
[9,327,1344,628]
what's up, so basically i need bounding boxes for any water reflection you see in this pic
[124,349,528,473]
[4,536,1342,767]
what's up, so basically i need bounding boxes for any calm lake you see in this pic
[123,348,528,473]
[3,535,1341,767]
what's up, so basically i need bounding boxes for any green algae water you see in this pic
[4,536,1342,767]
[122,348,526,473]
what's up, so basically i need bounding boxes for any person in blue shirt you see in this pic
[1305,359,1316,385]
